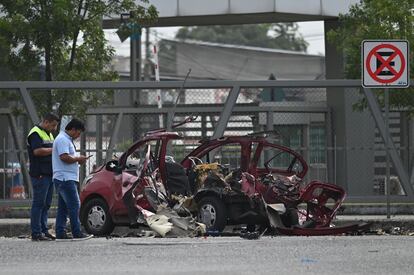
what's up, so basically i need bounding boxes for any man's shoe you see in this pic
[43,232,56,240]
[32,234,52,242]
[73,233,93,241]
[55,233,73,242]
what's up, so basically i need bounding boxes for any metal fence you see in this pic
[0,80,413,204]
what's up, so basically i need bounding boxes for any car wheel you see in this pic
[81,198,115,236]
[197,196,227,232]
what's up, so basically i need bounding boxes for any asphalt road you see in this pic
[0,235,412,275]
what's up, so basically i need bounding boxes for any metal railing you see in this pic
[0,79,413,205]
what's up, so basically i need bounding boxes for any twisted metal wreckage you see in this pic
[80,117,370,237]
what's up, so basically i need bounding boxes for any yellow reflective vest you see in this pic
[27,126,54,177]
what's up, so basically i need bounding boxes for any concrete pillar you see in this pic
[343,88,375,195]
[0,69,12,199]
[325,20,375,196]
[325,19,347,189]
[409,118,414,185]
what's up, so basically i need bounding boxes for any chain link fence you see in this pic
[0,83,412,202]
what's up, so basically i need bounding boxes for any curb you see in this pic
[0,219,54,238]
[1,216,414,238]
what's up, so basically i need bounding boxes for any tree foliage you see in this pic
[327,0,414,111]
[175,23,308,52]
[0,0,158,117]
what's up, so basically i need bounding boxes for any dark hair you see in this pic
[43,113,60,123]
[65,118,85,131]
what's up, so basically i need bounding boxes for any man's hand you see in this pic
[60,154,89,164]
[77,155,89,165]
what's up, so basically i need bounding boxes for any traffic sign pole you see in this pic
[385,88,390,219]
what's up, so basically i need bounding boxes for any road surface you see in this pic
[0,235,412,274]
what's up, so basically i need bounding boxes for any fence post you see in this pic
[18,87,39,125]
[7,114,31,198]
[96,115,103,166]
[211,86,240,139]
[105,112,123,163]
[80,128,86,184]
[2,137,5,199]
[326,108,335,183]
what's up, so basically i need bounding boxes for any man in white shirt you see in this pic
[52,118,92,241]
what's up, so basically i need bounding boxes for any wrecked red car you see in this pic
[79,131,181,235]
[179,135,365,236]
[80,121,366,236]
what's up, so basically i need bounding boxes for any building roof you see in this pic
[163,38,323,57]
[159,38,325,80]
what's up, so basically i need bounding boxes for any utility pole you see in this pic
[144,27,151,81]
[130,26,141,100]
[130,22,141,140]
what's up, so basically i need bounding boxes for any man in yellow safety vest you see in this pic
[27,113,60,241]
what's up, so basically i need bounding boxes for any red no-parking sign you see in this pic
[362,40,409,88]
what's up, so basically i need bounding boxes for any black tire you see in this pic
[197,196,227,232]
[81,198,115,236]
[246,224,256,232]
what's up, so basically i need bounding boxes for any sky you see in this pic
[105,21,325,57]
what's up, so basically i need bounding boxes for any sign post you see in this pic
[384,87,390,218]
[362,40,409,219]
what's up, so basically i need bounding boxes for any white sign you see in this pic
[362,40,409,88]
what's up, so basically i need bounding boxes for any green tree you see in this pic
[0,0,158,116]
[327,0,414,111]
[175,23,308,52]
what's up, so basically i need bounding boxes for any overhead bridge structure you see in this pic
[103,0,360,28]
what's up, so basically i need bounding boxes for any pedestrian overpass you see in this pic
[103,0,360,28]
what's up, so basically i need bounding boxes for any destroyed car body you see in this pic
[80,123,366,236]
[180,136,369,236]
